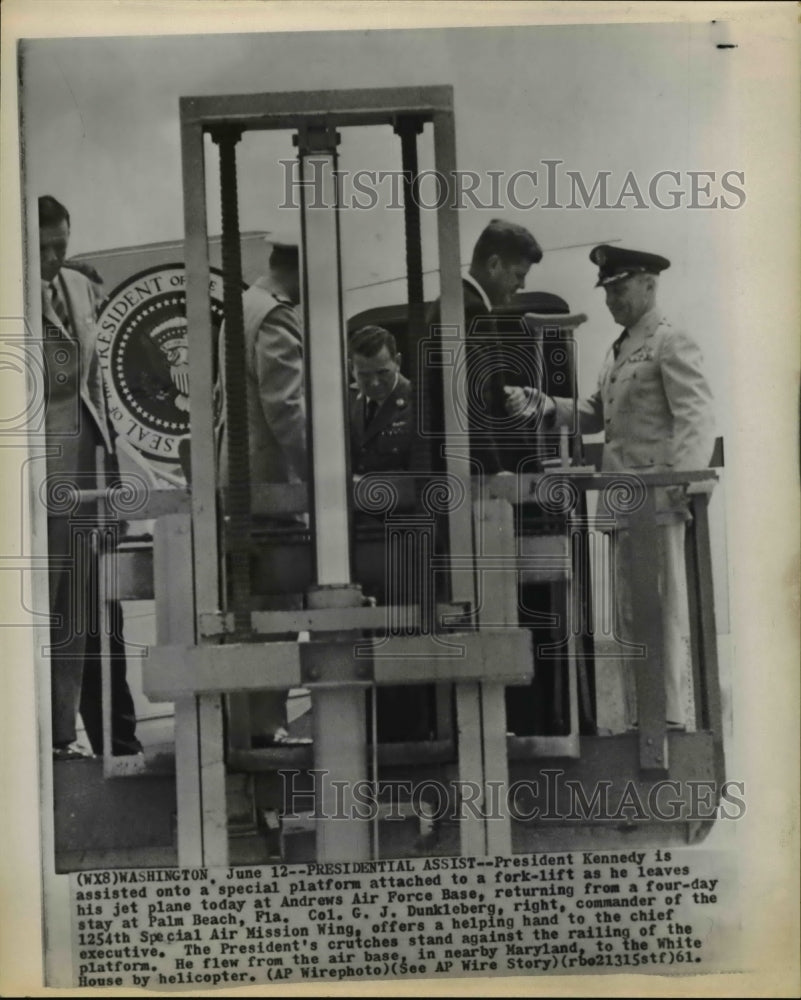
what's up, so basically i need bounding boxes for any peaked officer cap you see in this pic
[590,244,670,287]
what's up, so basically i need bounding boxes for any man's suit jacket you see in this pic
[552,311,715,477]
[218,283,307,488]
[42,266,112,481]
[349,374,415,475]
[426,278,506,475]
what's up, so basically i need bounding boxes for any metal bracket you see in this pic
[293,122,341,155]
[392,115,425,137]
[302,642,372,685]
[208,124,244,146]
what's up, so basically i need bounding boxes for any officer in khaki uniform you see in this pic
[506,244,716,730]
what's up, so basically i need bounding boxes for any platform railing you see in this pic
[93,465,720,775]
[68,462,723,864]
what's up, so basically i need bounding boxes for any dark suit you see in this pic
[426,278,508,475]
[428,280,564,735]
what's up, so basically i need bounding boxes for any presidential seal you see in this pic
[96,264,230,482]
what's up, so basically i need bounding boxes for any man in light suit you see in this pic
[219,240,305,491]
[506,244,716,729]
[218,238,306,744]
[40,194,141,759]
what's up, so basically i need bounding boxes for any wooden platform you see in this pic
[53,731,718,871]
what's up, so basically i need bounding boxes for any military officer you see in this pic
[348,325,415,475]
[348,325,432,741]
[506,244,716,730]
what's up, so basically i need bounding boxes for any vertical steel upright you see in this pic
[295,122,369,860]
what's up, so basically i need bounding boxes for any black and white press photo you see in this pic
[1,1,798,995]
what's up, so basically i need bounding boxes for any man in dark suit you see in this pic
[39,194,141,759]
[426,218,543,475]
[426,220,547,736]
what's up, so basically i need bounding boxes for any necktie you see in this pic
[612,328,629,360]
[365,399,379,427]
[49,280,72,336]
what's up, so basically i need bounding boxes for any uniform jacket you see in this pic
[219,284,307,486]
[349,374,415,475]
[42,266,112,481]
[552,311,715,476]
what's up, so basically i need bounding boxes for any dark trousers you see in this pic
[48,510,140,752]
[80,599,141,755]
[49,516,86,747]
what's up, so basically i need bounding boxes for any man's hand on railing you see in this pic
[686,477,717,497]
[665,472,717,510]
[665,485,688,510]
[504,385,555,420]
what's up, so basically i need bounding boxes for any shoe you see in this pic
[53,741,94,761]
[251,728,312,748]
[272,727,312,746]
[112,739,144,756]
